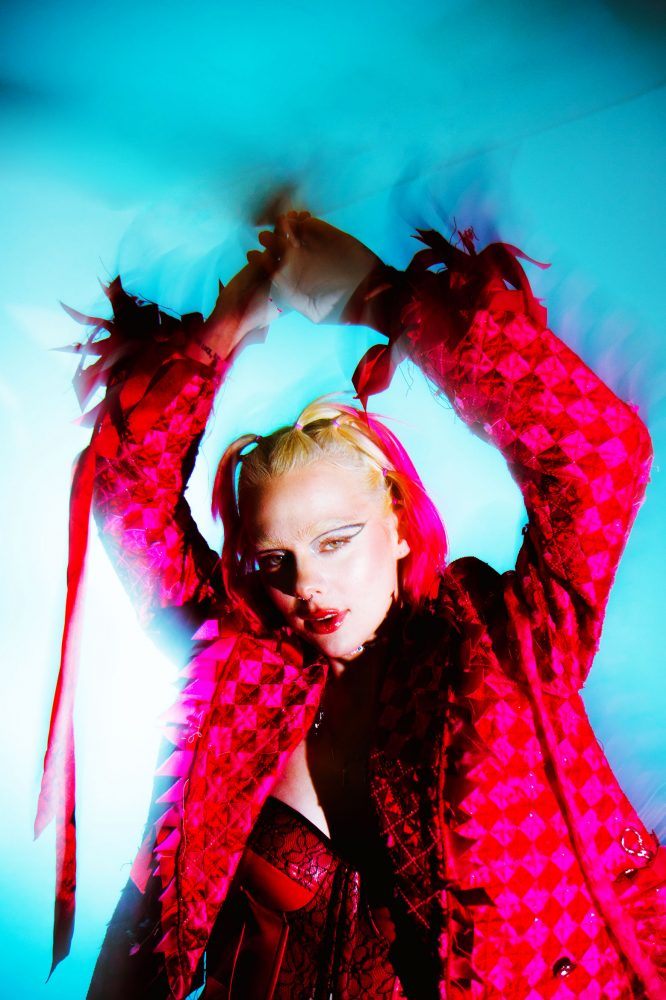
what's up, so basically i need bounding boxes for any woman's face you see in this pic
[245,459,410,661]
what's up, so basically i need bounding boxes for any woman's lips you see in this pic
[303,609,348,635]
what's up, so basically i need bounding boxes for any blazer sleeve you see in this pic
[346,232,653,690]
[76,278,231,658]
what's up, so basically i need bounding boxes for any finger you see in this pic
[293,214,323,238]
[247,248,282,278]
[258,230,284,252]
[284,209,310,220]
[275,216,301,249]
[257,229,277,246]
[246,249,268,267]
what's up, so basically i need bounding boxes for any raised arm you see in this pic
[353,232,652,690]
[87,293,224,651]
[78,251,281,651]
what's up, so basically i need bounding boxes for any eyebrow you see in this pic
[254,521,366,553]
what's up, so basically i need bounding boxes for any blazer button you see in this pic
[552,956,576,978]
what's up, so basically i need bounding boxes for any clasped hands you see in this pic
[204,212,381,361]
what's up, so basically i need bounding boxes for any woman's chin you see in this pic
[297,626,356,659]
[310,628,374,662]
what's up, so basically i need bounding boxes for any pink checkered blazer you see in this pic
[74,234,664,998]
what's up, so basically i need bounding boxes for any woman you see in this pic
[40,214,664,998]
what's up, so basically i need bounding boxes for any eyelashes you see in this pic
[256,523,365,574]
[257,553,287,573]
[319,536,352,552]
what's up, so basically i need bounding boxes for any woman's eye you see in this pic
[319,536,351,553]
[317,524,365,553]
[258,554,284,573]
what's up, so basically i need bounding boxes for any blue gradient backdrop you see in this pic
[1,1,664,996]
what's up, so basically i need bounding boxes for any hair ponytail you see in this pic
[212,434,262,618]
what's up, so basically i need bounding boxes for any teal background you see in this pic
[0,1,664,996]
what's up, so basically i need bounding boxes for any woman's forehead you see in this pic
[245,460,383,545]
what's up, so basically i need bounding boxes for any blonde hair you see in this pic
[213,399,447,623]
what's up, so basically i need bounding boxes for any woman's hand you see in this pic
[261,212,382,324]
[192,245,282,366]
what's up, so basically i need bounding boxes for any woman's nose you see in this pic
[293,555,325,602]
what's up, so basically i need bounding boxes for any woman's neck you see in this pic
[327,596,406,680]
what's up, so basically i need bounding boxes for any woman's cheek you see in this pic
[264,586,292,621]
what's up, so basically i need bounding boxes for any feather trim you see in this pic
[352,229,549,407]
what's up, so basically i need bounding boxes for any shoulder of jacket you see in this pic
[191,614,310,666]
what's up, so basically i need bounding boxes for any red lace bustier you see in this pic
[201,796,403,999]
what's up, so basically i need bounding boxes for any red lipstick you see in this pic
[303,609,348,635]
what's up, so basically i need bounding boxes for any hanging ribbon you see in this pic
[34,443,95,973]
